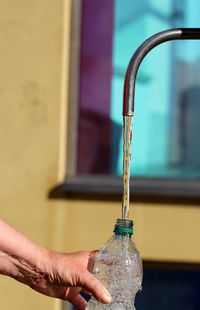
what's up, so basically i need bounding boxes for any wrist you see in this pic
[0,244,51,288]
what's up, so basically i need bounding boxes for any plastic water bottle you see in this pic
[86,219,142,310]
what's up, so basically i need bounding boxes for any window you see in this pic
[52,0,200,199]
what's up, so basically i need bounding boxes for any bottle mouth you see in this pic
[114,218,133,235]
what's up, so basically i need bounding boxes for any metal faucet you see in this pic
[123,28,200,116]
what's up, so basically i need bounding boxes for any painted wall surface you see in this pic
[58,200,200,263]
[0,0,69,309]
[0,1,200,310]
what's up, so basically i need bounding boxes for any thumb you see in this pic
[82,270,112,304]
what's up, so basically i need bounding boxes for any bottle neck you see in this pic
[113,218,133,237]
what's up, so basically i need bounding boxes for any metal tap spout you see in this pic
[123,28,200,116]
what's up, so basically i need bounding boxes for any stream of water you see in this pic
[122,116,133,219]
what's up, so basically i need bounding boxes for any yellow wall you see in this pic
[0,0,69,309]
[0,1,200,310]
[54,200,200,263]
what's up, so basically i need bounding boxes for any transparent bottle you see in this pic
[86,219,143,310]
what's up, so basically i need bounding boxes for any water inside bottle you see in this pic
[94,252,142,305]
[88,235,142,310]
[122,116,133,220]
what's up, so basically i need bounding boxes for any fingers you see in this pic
[81,288,92,295]
[81,270,111,304]
[68,293,87,310]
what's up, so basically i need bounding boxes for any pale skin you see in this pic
[0,218,111,310]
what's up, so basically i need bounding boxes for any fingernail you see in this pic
[100,293,112,304]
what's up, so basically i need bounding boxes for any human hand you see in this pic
[0,219,111,310]
[30,250,111,310]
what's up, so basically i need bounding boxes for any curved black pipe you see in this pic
[123,28,200,116]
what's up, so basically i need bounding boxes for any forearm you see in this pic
[0,218,49,285]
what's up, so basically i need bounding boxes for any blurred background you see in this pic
[0,0,199,309]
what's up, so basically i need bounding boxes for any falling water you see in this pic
[122,116,133,219]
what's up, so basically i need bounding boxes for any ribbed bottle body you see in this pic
[86,220,142,310]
